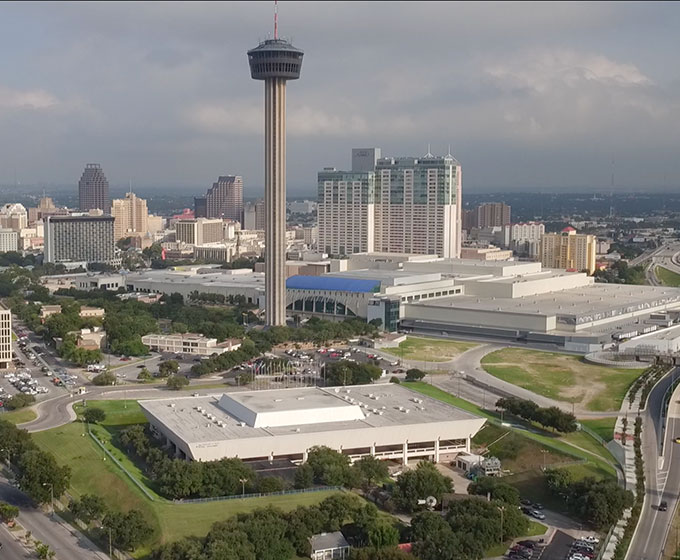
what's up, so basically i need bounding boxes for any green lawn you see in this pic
[382,336,478,363]
[481,348,644,412]
[35,401,342,557]
[405,382,617,478]
[579,418,616,442]
[0,408,37,425]
[657,266,680,287]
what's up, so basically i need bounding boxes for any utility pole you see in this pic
[239,477,248,499]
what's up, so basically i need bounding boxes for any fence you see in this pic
[87,424,344,505]
[178,485,344,504]
[87,424,157,502]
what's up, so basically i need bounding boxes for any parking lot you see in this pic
[0,335,55,409]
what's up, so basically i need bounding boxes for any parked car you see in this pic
[530,510,545,520]
[659,501,668,511]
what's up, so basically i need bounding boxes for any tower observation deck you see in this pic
[248,37,304,327]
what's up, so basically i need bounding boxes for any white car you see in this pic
[579,536,599,544]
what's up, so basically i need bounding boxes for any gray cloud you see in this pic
[0,1,679,194]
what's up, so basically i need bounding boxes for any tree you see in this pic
[324,361,382,386]
[0,501,19,522]
[410,512,462,560]
[545,468,573,495]
[394,461,453,513]
[167,375,190,390]
[353,456,389,489]
[69,494,107,523]
[35,542,56,559]
[102,509,153,551]
[294,463,314,489]
[158,360,180,378]
[137,368,153,381]
[83,408,106,424]
[306,446,354,487]
[257,476,286,493]
[468,477,520,506]
[405,369,426,381]
[16,449,71,504]
[4,393,36,410]
[351,548,415,560]
[92,371,116,386]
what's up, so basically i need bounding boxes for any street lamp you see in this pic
[497,505,505,544]
[239,478,248,499]
[42,482,54,516]
[540,449,548,471]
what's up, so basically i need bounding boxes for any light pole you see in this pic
[541,449,548,471]
[498,505,505,544]
[239,477,248,498]
[459,371,464,398]
[42,482,54,516]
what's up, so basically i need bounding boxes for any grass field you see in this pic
[35,400,341,557]
[405,382,617,478]
[382,336,478,363]
[657,266,680,287]
[579,418,616,442]
[481,348,644,412]
[0,407,37,425]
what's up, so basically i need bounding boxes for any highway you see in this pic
[627,367,680,560]
[0,523,28,559]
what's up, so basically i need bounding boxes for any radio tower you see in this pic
[247,2,304,326]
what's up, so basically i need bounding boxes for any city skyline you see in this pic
[0,2,679,193]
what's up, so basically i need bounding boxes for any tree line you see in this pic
[69,494,152,551]
[152,493,404,560]
[0,420,71,505]
[495,397,578,433]
[545,469,633,530]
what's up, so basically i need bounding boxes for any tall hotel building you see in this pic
[540,227,596,275]
[111,192,149,240]
[318,149,462,258]
[44,215,115,265]
[205,176,243,224]
[78,164,111,214]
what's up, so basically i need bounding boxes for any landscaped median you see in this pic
[481,347,645,412]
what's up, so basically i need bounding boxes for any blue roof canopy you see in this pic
[286,275,380,293]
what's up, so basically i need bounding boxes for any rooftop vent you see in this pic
[239,421,246,427]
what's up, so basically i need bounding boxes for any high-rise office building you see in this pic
[351,148,381,173]
[175,218,224,245]
[374,154,462,258]
[243,199,266,230]
[476,202,511,228]
[78,164,111,214]
[0,309,11,369]
[205,176,243,224]
[194,197,208,219]
[111,192,149,241]
[317,168,375,256]
[248,26,304,326]
[540,227,596,274]
[44,215,115,264]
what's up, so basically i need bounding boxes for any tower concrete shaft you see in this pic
[248,37,303,327]
[264,77,287,326]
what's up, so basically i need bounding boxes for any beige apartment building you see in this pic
[0,309,11,368]
[540,227,596,274]
[111,192,149,240]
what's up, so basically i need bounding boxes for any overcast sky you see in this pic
[1,1,679,195]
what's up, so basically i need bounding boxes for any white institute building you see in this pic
[139,384,486,464]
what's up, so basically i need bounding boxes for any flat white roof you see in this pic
[139,384,484,454]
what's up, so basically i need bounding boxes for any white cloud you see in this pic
[0,85,58,110]
[185,101,368,137]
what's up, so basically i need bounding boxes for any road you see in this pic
[627,367,680,560]
[0,523,28,559]
[0,474,109,559]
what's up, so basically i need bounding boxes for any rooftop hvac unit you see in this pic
[334,388,340,393]
[404,409,410,414]
[374,396,380,401]
[378,411,384,415]
[381,406,386,410]
[368,393,374,398]
[295,428,301,433]
[297,397,305,400]
[274,398,283,402]
[398,406,405,411]
[345,389,351,394]
[239,421,246,427]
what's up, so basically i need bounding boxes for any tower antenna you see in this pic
[274,0,278,39]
